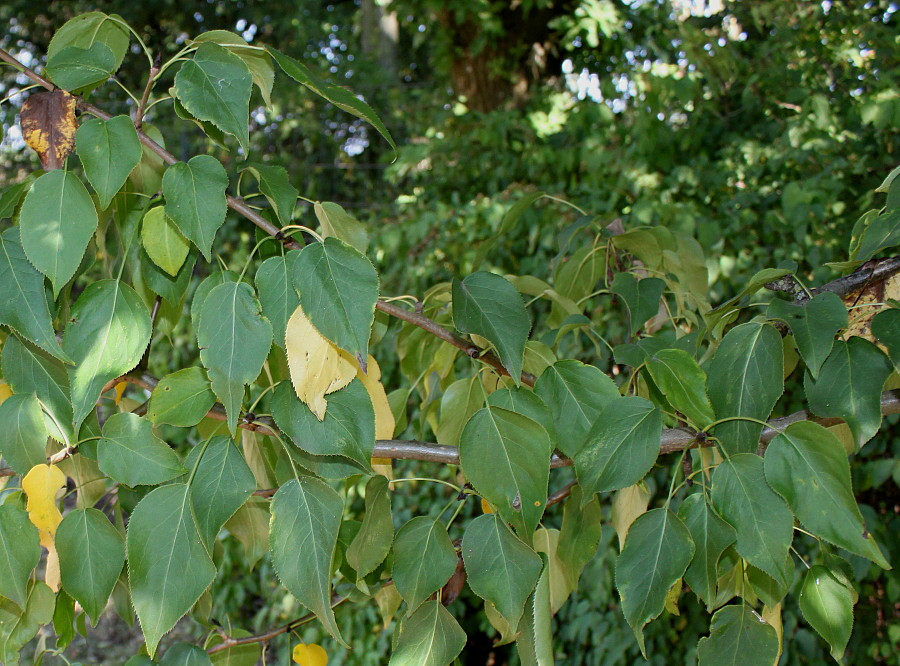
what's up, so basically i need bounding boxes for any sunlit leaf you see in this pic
[141,206,190,277]
[315,201,368,252]
[346,475,393,579]
[292,643,328,666]
[0,505,41,609]
[799,565,854,663]
[390,601,466,666]
[162,155,228,261]
[47,11,129,72]
[45,42,114,92]
[0,393,48,476]
[696,605,779,666]
[22,463,66,548]
[146,366,217,427]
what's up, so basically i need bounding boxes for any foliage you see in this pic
[0,6,898,666]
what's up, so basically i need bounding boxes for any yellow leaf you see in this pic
[611,482,651,550]
[481,498,494,514]
[0,379,12,406]
[45,542,61,592]
[342,352,396,477]
[22,464,67,548]
[285,305,356,420]
[762,603,783,665]
[292,643,328,666]
[113,381,128,405]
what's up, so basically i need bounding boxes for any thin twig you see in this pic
[134,55,160,130]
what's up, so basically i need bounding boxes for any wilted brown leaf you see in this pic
[842,265,900,344]
[20,90,76,170]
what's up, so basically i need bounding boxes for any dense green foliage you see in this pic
[0,2,898,665]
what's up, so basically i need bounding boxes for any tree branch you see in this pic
[807,256,900,299]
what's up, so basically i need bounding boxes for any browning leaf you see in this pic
[842,266,900,344]
[20,90,77,170]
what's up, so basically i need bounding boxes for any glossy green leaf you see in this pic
[272,380,374,473]
[514,552,554,666]
[0,393,48,475]
[805,338,893,447]
[63,280,151,431]
[459,406,551,539]
[871,309,900,369]
[767,292,847,379]
[853,209,900,261]
[270,477,346,646]
[646,349,715,427]
[462,513,542,631]
[534,359,619,458]
[147,367,217,427]
[162,155,229,261]
[765,421,889,568]
[697,605,779,666]
[557,485,602,589]
[127,483,216,658]
[47,11,129,72]
[19,170,98,296]
[52,590,76,650]
[487,386,556,444]
[268,47,396,154]
[389,601,466,666]
[45,42,115,91]
[706,322,783,455]
[0,505,41,609]
[198,281,273,434]
[615,508,694,654]
[435,376,484,448]
[97,412,185,486]
[1,336,73,443]
[141,205,190,277]
[255,252,301,349]
[56,508,125,622]
[75,115,142,209]
[242,164,297,225]
[452,271,530,384]
[159,642,213,666]
[192,30,274,108]
[677,493,736,610]
[712,454,793,587]
[392,517,458,614]
[574,396,662,498]
[611,273,666,335]
[172,43,251,151]
[0,581,55,664]
[315,201,368,252]
[191,270,239,334]
[294,237,378,362]
[189,435,256,548]
[347,475,393,578]
[799,565,854,663]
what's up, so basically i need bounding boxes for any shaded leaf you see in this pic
[392,517,458,614]
[0,505,41,609]
[163,155,229,261]
[146,366,217,427]
[611,273,666,335]
[697,605,779,666]
[224,496,270,571]
[799,565,854,663]
[76,115,142,210]
[256,252,301,349]
[347,475,393,578]
[515,553,554,666]
[0,581,55,664]
[242,164,297,225]
[47,11,129,72]
[389,601,466,666]
[557,485,602,589]
[97,412,185,486]
[435,376,483,448]
[678,493,736,610]
[160,642,213,666]
[853,209,900,262]
[20,90,76,170]
[646,349,715,427]
[315,201,368,252]
[0,393,49,475]
[767,292,848,379]
[487,386,556,444]
[871,309,900,368]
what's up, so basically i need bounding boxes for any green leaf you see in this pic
[646,349,715,427]
[162,155,228,261]
[191,30,275,108]
[272,380,374,473]
[141,206,190,277]
[0,581,55,664]
[294,237,379,362]
[45,42,115,91]
[191,271,238,335]
[270,477,346,646]
[677,493,736,610]
[0,505,41,609]
[515,553,554,666]
[63,280,151,431]
[0,393,48,475]
[574,396,662,498]
[1,336,73,443]
[872,309,900,369]
[799,565,855,663]
[56,508,124,622]
[712,454,794,587]
[127,483,216,658]
[614,508,694,655]
[315,201,368,252]
[435,376,484,448]
[0,176,36,220]
[487,386,556,444]
[242,164,297,225]
[462,513,542,631]
[611,273,666,335]
[557,485,602,589]
[141,248,196,307]
[75,115,143,210]
[47,12,129,72]
[459,406,551,540]
[172,43,251,152]
[189,436,255,548]
[129,123,167,195]
[389,601,466,666]
[0,228,71,363]
[534,360,619,458]
[392,517,458,614]
[452,271,530,384]
[853,209,900,262]
[97,412,185,486]
[268,47,396,154]
[147,367,217,427]
[19,170,99,296]
[767,292,848,379]
[255,252,301,349]
[159,642,213,666]
[764,421,889,569]
[347,475,393,579]
[198,281,273,434]
[805,338,894,447]
[53,590,76,650]
[224,496,270,571]
[696,605,779,666]
[706,322,783,456]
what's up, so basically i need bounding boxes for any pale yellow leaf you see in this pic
[285,305,355,420]
[293,643,328,666]
[113,381,128,405]
[22,463,67,548]
[762,603,783,665]
[611,482,651,550]
[343,352,395,477]
[45,542,61,592]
